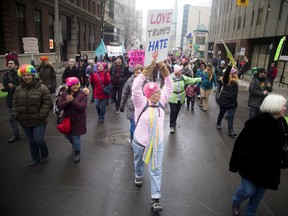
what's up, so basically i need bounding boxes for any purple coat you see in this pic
[57,89,87,136]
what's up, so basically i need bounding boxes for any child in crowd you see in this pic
[185,84,197,111]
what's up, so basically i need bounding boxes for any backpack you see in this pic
[135,101,164,127]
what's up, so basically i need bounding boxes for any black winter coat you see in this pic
[110,63,128,87]
[229,113,285,190]
[218,66,238,108]
[57,89,87,136]
[2,69,20,107]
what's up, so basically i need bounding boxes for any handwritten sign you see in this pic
[144,9,173,66]
[22,37,39,54]
[129,50,145,66]
[106,45,123,57]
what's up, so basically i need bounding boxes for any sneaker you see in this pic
[99,119,104,123]
[29,160,39,166]
[74,154,80,163]
[216,124,222,130]
[39,157,47,163]
[232,205,240,216]
[191,107,194,111]
[115,109,119,114]
[151,199,163,212]
[170,127,175,134]
[134,177,142,187]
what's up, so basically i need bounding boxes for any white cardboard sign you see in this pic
[144,9,173,66]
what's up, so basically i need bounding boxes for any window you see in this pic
[83,24,86,50]
[237,16,242,29]
[49,14,54,51]
[17,4,26,54]
[35,10,42,52]
[256,8,263,25]
[251,10,255,27]
[0,3,4,54]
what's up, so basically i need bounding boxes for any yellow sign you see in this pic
[237,0,249,6]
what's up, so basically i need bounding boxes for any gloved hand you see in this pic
[142,59,156,77]
[158,61,170,77]
[120,107,125,112]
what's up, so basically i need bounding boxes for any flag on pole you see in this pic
[95,39,107,58]
[221,39,237,68]
[274,36,286,61]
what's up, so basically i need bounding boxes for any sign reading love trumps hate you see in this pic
[144,9,173,66]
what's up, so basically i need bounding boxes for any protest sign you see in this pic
[129,50,145,67]
[144,9,173,66]
[107,45,123,57]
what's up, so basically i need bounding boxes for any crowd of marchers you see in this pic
[1,50,287,215]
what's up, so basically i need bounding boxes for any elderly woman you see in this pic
[57,77,88,163]
[132,60,173,212]
[168,65,201,134]
[229,94,288,216]
[90,62,111,123]
[216,65,239,137]
[13,64,52,166]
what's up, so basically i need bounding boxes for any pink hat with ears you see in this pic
[143,82,160,98]
[97,62,107,68]
[230,67,237,74]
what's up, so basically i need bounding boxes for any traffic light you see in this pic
[237,0,249,6]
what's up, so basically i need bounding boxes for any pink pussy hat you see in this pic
[143,82,160,98]
[230,67,237,74]
[66,77,80,87]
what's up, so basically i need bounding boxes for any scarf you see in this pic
[142,100,160,169]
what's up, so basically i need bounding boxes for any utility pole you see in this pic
[55,0,61,70]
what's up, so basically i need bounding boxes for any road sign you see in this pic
[237,0,249,6]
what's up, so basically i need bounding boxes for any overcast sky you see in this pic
[136,0,212,11]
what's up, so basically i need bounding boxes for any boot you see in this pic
[228,128,237,137]
[8,134,20,143]
[74,150,80,163]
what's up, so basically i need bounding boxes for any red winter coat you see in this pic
[90,71,111,99]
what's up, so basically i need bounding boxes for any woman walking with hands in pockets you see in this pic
[131,60,173,212]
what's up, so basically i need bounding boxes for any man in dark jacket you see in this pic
[110,56,129,113]
[13,64,52,166]
[1,59,21,143]
[248,68,272,119]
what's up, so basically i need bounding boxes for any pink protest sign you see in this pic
[129,50,145,67]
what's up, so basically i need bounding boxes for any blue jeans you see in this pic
[132,138,164,199]
[64,135,81,152]
[217,106,236,130]
[95,99,107,121]
[22,124,48,162]
[232,177,266,216]
[130,117,135,141]
[7,106,19,136]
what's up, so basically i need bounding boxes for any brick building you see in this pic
[0,0,118,61]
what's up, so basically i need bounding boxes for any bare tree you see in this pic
[114,2,140,49]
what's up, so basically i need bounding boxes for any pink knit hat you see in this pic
[66,77,80,87]
[230,67,237,74]
[143,82,160,98]
[174,65,183,74]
